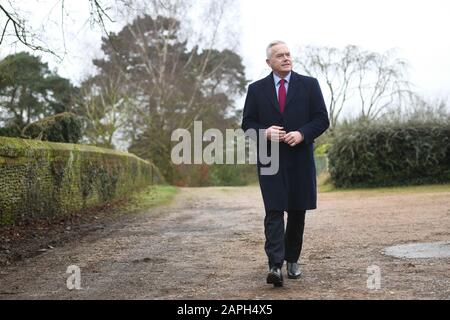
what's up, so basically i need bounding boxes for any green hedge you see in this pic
[0,137,162,226]
[328,122,450,188]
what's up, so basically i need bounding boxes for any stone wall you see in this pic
[0,137,159,226]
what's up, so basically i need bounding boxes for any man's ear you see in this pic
[266,59,271,68]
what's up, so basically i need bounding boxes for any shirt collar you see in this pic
[273,71,291,85]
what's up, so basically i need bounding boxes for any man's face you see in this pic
[266,44,292,76]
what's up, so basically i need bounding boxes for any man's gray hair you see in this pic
[266,40,287,59]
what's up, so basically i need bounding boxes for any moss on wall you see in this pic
[0,137,160,226]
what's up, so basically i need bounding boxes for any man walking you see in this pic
[241,41,329,287]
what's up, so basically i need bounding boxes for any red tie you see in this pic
[278,79,286,113]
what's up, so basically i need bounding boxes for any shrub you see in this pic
[209,164,256,186]
[21,112,83,143]
[328,121,450,188]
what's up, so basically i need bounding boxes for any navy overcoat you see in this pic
[241,71,330,211]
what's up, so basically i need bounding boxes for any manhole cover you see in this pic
[383,241,450,259]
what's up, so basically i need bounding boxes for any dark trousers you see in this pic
[264,210,306,269]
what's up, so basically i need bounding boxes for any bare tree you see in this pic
[110,0,241,149]
[384,94,450,124]
[73,0,243,140]
[77,70,131,148]
[295,45,414,128]
[84,0,245,180]
[122,0,240,129]
[0,0,115,57]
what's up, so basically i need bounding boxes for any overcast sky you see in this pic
[2,0,450,102]
[239,0,450,101]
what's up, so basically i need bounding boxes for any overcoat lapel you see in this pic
[262,73,282,115]
[285,72,301,111]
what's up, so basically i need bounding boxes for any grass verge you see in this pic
[317,172,450,194]
[127,185,179,212]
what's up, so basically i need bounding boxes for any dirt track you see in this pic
[1,186,449,299]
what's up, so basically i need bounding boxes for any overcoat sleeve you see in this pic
[298,78,330,144]
[241,84,266,132]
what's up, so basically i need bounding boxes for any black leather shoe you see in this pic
[266,267,283,287]
[287,262,302,279]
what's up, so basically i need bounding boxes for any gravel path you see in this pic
[1,186,449,299]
